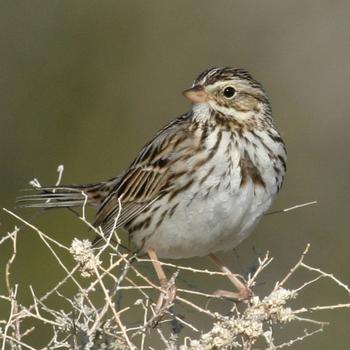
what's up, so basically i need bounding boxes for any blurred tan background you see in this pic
[1,0,350,348]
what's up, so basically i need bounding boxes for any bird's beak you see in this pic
[182,85,208,103]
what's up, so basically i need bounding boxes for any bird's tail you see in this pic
[16,176,121,209]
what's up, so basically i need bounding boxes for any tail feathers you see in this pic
[16,183,108,209]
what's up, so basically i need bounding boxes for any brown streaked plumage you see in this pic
[17,67,287,301]
[239,152,266,188]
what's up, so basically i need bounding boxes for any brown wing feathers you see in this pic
[17,115,191,238]
[92,117,193,233]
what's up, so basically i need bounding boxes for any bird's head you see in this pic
[183,67,271,121]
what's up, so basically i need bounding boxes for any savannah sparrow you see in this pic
[19,67,287,301]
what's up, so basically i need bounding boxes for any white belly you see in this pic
[130,128,283,258]
[135,180,272,258]
[131,132,277,258]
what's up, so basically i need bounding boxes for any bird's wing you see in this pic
[93,114,192,234]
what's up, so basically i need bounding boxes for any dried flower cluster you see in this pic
[70,238,102,278]
[182,289,297,350]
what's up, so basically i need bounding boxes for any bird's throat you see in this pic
[192,103,212,122]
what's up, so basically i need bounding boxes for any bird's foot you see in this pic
[155,277,177,313]
[208,254,253,301]
[149,273,177,327]
[213,283,253,301]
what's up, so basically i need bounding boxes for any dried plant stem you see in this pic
[0,175,348,349]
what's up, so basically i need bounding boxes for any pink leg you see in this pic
[209,253,252,300]
[148,248,177,313]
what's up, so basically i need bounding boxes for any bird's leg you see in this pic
[209,253,252,300]
[148,248,177,314]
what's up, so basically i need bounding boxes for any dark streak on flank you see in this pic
[239,152,265,188]
[199,165,216,185]
[154,209,169,230]
[278,155,287,172]
[168,203,179,218]
[168,178,194,201]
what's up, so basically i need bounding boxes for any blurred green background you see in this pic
[1,0,350,348]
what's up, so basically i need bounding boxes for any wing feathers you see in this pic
[18,114,192,238]
[93,115,191,233]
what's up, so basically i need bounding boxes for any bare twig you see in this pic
[0,171,348,349]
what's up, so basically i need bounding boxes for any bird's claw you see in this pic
[213,284,253,301]
[148,273,177,328]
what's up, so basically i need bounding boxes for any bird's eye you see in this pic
[223,86,236,98]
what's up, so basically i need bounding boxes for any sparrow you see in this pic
[18,67,287,304]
